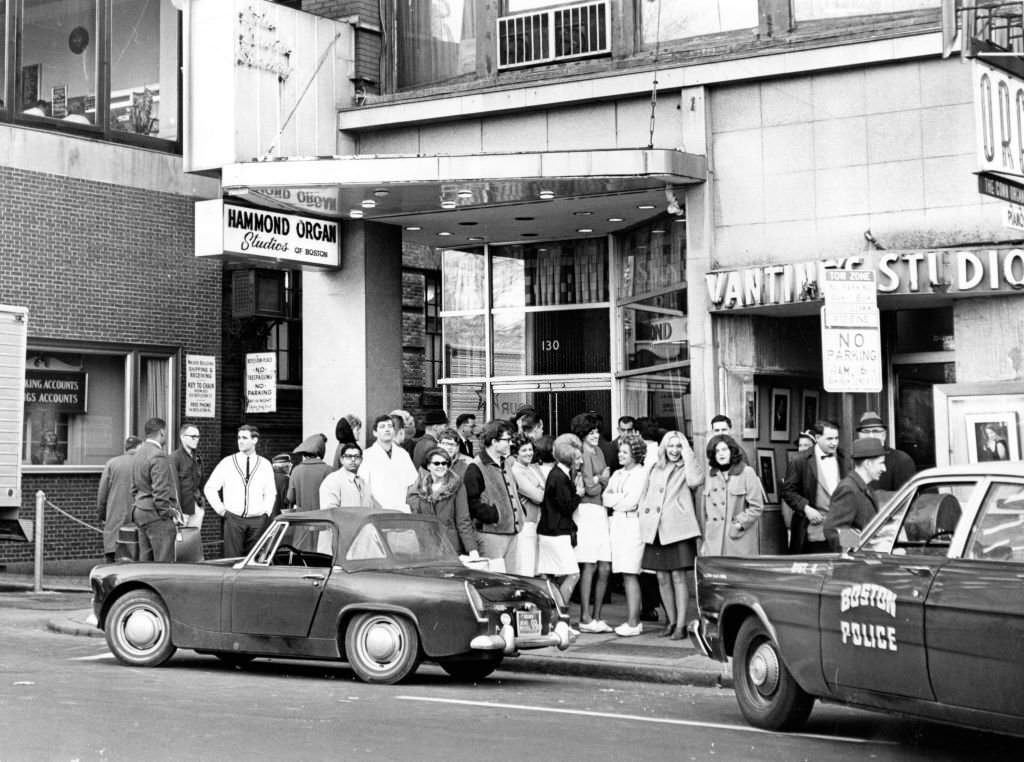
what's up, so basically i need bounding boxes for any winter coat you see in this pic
[701,463,765,557]
[406,470,478,554]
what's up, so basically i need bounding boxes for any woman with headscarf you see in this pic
[702,434,765,557]
[406,446,478,554]
[638,430,704,639]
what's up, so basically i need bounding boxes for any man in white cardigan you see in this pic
[358,414,418,512]
[204,424,276,557]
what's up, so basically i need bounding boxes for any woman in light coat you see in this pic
[638,430,704,639]
[702,435,765,557]
[508,435,545,576]
[602,433,648,636]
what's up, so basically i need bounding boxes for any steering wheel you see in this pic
[277,543,308,567]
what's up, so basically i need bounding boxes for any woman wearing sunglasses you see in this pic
[406,446,478,555]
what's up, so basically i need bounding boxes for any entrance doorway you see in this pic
[492,381,611,439]
[893,361,955,470]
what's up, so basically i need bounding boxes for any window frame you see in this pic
[21,340,179,473]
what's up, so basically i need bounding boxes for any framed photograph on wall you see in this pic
[756,448,779,504]
[965,412,1020,463]
[801,390,819,433]
[741,383,758,439]
[770,388,790,442]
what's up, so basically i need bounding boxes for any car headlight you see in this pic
[465,581,488,623]
[545,579,568,614]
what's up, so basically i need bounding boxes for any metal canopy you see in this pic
[220,148,706,247]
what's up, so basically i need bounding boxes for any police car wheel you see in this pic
[732,616,814,731]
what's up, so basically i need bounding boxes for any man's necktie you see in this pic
[245,456,251,479]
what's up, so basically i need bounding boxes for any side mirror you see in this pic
[837,527,861,553]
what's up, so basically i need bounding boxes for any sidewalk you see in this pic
[0,561,731,687]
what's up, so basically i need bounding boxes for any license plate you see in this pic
[515,610,541,637]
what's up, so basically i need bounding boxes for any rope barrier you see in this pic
[44,499,103,534]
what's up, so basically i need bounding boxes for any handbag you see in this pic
[174,526,203,563]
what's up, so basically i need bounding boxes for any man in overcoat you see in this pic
[781,419,850,553]
[824,438,887,551]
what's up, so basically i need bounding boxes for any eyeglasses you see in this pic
[497,436,513,442]
[184,433,200,439]
[341,453,362,459]
[429,460,450,467]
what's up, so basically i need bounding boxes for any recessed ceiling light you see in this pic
[637,204,656,210]
[539,190,555,200]
[515,216,535,221]
[457,221,478,226]
[349,209,364,219]
[438,231,452,237]
[674,217,686,223]
[404,225,422,231]
[467,236,484,241]
[607,217,624,223]
[577,228,593,234]
[360,199,376,209]
[521,232,538,237]
[651,228,666,235]
[457,189,474,199]
[573,211,593,216]
[373,188,390,197]
[440,200,457,210]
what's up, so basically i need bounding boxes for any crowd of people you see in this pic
[96,405,917,638]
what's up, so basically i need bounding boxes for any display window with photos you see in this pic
[22,346,176,468]
[5,0,179,147]
[616,215,690,433]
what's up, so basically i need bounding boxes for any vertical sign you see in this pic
[185,355,216,418]
[821,270,882,393]
[245,352,277,413]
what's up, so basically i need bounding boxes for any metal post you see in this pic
[34,490,45,593]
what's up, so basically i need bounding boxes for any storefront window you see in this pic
[396,0,477,88]
[444,315,487,377]
[443,249,486,311]
[23,347,175,467]
[492,240,608,307]
[641,0,757,46]
[792,0,933,21]
[621,367,690,433]
[109,0,179,140]
[9,0,179,146]
[493,308,610,375]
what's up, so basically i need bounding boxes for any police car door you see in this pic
[819,477,980,700]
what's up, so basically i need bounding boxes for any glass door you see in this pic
[493,380,611,440]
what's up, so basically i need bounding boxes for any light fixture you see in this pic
[637,203,656,210]
[360,199,376,209]
[438,231,452,237]
[468,236,484,241]
[457,189,474,199]
[440,200,457,210]
[573,211,593,216]
[577,227,593,234]
[404,225,422,231]
[515,216,535,221]
[539,190,555,200]
[458,221,478,226]
[607,217,624,223]
[349,209,364,219]
[373,188,390,197]
[651,228,666,235]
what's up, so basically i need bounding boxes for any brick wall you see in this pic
[301,0,382,90]
[0,166,222,563]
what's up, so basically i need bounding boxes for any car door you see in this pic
[926,478,1024,717]
[819,477,981,699]
[228,519,335,637]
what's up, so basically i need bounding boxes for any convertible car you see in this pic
[690,462,1024,738]
[90,508,571,683]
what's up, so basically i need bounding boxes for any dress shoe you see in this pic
[669,625,686,640]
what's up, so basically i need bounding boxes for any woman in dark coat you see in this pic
[406,446,477,554]
[537,433,583,604]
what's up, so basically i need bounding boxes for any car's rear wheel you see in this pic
[344,612,420,684]
[105,590,177,667]
[439,655,503,682]
[732,616,814,731]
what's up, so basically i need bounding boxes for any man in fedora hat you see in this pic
[414,409,450,470]
[824,437,887,551]
[856,410,916,495]
[286,433,332,511]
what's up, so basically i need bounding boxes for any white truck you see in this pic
[0,304,30,541]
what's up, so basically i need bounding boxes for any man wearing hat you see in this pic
[98,435,143,562]
[286,433,333,511]
[824,437,887,551]
[413,409,450,470]
[856,411,916,496]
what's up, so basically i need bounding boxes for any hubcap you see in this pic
[123,608,162,650]
[748,641,781,697]
[363,620,401,664]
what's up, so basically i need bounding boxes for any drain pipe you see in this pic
[34,490,45,593]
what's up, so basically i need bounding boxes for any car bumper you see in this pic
[687,619,714,658]
[470,620,572,655]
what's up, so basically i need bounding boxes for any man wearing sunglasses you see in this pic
[171,424,205,533]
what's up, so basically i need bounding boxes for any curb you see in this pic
[47,611,104,639]
[502,652,733,688]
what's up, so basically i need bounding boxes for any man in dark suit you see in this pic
[855,410,916,500]
[824,438,887,551]
[132,417,180,563]
[782,419,850,554]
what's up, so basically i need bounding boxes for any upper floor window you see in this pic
[396,0,478,89]
[792,0,934,22]
[640,0,757,46]
[5,0,179,149]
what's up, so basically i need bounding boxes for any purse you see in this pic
[174,526,203,563]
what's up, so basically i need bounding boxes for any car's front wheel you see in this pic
[732,616,814,731]
[105,590,177,667]
[344,612,420,684]
[439,655,503,682]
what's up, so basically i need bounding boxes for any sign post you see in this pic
[821,270,882,393]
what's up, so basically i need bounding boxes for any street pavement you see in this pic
[0,560,730,687]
